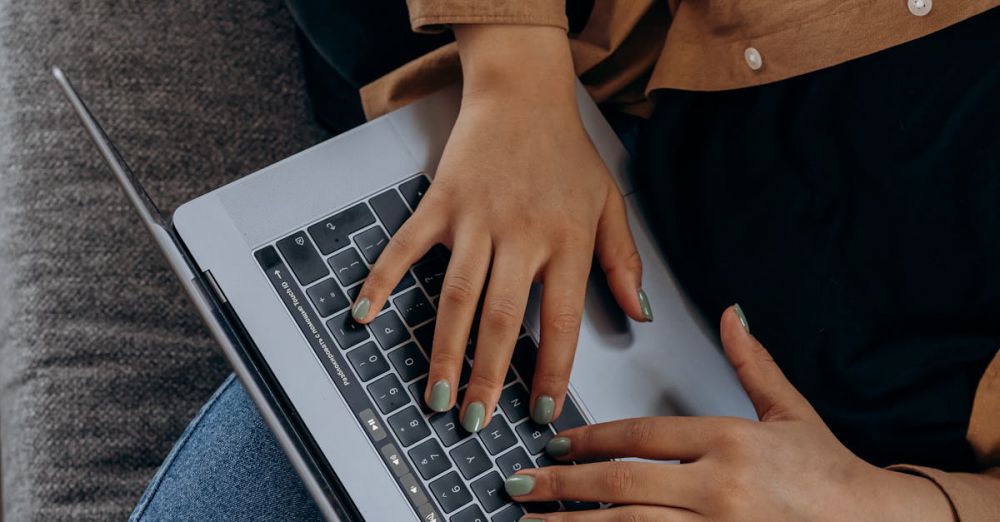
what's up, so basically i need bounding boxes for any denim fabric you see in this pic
[130,374,323,521]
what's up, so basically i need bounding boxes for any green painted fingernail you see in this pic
[638,288,653,322]
[520,518,544,522]
[351,297,370,322]
[429,380,451,412]
[504,474,535,496]
[734,303,750,334]
[462,402,486,433]
[531,395,555,425]
[545,436,571,457]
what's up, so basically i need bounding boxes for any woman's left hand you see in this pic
[505,305,955,521]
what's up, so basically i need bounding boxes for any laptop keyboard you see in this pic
[254,174,597,521]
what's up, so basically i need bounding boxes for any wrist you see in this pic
[863,467,955,522]
[453,24,577,108]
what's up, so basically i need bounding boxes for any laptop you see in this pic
[54,67,754,521]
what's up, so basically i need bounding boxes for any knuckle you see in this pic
[614,511,651,522]
[548,306,582,337]
[715,472,752,515]
[467,372,504,391]
[603,462,636,495]
[716,421,755,453]
[532,371,569,395]
[624,418,659,448]
[429,350,464,369]
[545,469,564,498]
[440,273,478,306]
[483,295,521,329]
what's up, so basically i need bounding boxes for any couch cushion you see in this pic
[0,1,329,519]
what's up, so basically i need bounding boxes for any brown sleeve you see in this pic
[405,0,568,33]
[887,350,1000,521]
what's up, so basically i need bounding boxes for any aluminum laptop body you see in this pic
[55,67,754,521]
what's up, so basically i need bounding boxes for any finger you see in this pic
[352,210,443,323]
[595,187,648,322]
[531,249,593,424]
[525,504,702,522]
[544,416,740,462]
[423,231,491,412]
[460,248,535,433]
[720,305,816,422]
[505,461,701,509]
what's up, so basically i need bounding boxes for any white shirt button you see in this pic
[744,47,763,71]
[908,0,932,16]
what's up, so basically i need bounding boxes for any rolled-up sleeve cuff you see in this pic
[406,0,568,33]
[887,464,1000,521]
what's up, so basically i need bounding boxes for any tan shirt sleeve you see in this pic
[405,0,568,33]
[888,350,1000,521]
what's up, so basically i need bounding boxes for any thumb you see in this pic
[595,188,650,323]
[721,305,817,422]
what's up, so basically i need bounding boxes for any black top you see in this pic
[635,8,1000,470]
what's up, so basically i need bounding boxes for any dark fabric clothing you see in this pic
[286,2,1000,471]
[636,7,1000,471]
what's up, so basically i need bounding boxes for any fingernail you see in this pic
[351,297,370,322]
[520,518,544,522]
[462,402,486,433]
[504,474,535,496]
[638,288,653,322]
[429,380,451,412]
[734,303,750,334]
[545,436,571,457]
[531,395,555,425]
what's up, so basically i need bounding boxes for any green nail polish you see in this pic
[504,474,535,497]
[463,402,486,433]
[638,288,653,322]
[351,297,370,322]
[531,395,555,425]
[734,303,750,334]
[520,518,544,522]
[429,380,451,412]
[545,436,571,457]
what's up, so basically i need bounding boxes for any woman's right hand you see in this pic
[352,24,651,433]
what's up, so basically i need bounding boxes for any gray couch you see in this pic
[0,1,330,519]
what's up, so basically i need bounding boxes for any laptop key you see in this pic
[354,226,389,264]
[449,439,491,479]
[408,439,450,480]
[552,397,587,433]
[346,341,389,381]
[328,248,369,287]
[400,472,429,507]
[393,271,416,295]
[534,454,558,468]
[429,408,468,447]
[412,258,446,297]
[479,420,517,455]
[564,500,601,511]
[429,471,471,514]
[399,175,431,211]
[451,504,487,522]
[308,202,376,255]
[368,374,409,414]
[515,421,554,455]
[379,443,410,477]
[327,310,369,349]
[371,310,409,350]
[388,342,429,382]
[409,377,432,414]
[510,337,537,385]
[496,447,534,478]
[369,189,411,236]
[413,321,435,350]
[498,383,530,422]
[524,501,562,514]
[491,504,525,522]
[417,502,442,522]
[388,406,431,447]
[276,231,328,285]
[469,471,509,513]
[306,278,349,317]
[393,287,434,326]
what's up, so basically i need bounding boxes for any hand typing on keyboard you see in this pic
[350,25,652,435]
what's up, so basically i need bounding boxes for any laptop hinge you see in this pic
[203,269,228,303]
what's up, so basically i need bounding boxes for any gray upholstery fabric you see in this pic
[0,1,329,519]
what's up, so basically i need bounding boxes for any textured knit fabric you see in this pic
[0,1,328,520]
[129,375,324,522]
[359,1,1000,119]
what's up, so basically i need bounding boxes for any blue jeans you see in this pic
[130,374,323,521]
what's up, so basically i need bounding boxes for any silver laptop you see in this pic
[55,67,754,522]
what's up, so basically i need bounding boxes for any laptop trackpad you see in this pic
[524,200,756,425]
